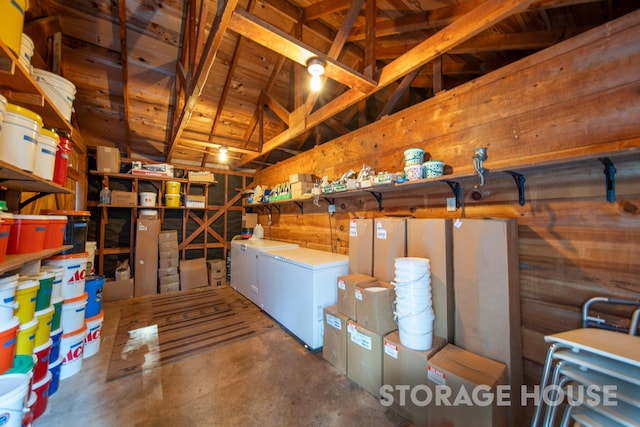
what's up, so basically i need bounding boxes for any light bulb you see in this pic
[310,74,322,92]
[219,147,228,162]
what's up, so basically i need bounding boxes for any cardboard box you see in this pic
[159,240,179,251]
[111,191,137,207]
[188,171,215,182]
[347,320,384,397]
[407,219,454,342]
[131,162,174,177]
[159,274,180,286]
[452,218,522,426]
[291,181,314,198]
[159,256,179,269]
[373,217,407,282]
[322,305,349,375]
[103,278,134,301]
[289,173,317,183]
[180,258,209,290]
[382,331,447,425]
[426,344,508,427]
[160,282,180,293]
[349,218,374,276]
[207,259,225,279]
[158,267,178,277]
[337,274,377,320]
[242,213,258,229]
[134,218,160,296]
[96,146,121,173]
[159,230,178,243]
[184,194,206,208]
[355,281,397,335]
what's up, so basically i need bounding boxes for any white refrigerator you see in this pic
[230,239,298,305]
[259,247,349,350]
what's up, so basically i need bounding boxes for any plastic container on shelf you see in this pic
[7,214,49,254]
[40,266,64,299]
[0,0,28,56]
[0,316,20,374]
[61,292,87,332]
[0,104,43,172]
[99,186,112,205]
[0,274,19,323]
[33,128,59,180]
[32,68,76,122]
[42,252,88,299]
[16,317,39,356]
[19,32,34,73]
[30,269,55,311]
[164,193,180,207]
[50,297,63,332]
[40,210,90,254]
[139,192,157,206]
[53,132,72,186]
[42,215,68,249]
[14,277,39,324]
[33,305,54,347]
[165,181,181,194]
[0,211,14,263]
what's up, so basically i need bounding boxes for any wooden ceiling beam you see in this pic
[262,90,290,125]
[235,0,535,167]
[167,0,239,162]
[376,66,421,120]
[228,8,376,93]
[118,0,132,158]
[304,0,352,21]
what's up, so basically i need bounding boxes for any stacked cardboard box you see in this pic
[207,259,226,286]
[289,173,318,198]
[180,258,208,290]
[158,230,180,293]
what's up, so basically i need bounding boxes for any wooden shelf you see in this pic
[89,171,218,185]
[0,39,73,134]
[0,160,74,194]
[0,245,74,274]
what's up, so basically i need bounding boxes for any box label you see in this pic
[355,288,363,301]
[376,221,387,239]
[427,365,446,385]
[384,340,398,359]
[350,328,372,351]
[350,220,357,237]
[338,279,346,290]
[326,314,342,330]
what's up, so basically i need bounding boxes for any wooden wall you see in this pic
[253,8,640,417]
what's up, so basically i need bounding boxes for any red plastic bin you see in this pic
[43,215,68,249]
[7,215,49,254]
[53,133,72,186]
[0,212,14,263]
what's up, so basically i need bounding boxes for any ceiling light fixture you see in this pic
[219,146,228,162]
[307,57,325,92]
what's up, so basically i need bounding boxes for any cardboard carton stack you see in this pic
[180,258,209,290]
[289,173,318,199]
[158,230,180,293]
[207,259,226,286]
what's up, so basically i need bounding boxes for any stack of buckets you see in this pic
[164,181,181,207]
[392,257,434,351]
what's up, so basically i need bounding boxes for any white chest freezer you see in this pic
[230,239,298,305]
[258,247,349,350]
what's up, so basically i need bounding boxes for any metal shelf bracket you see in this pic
[367,191,383,211]
[505,171,526,206]
[444,180,461,209]
[293,201,304,214]
[599,157,616,203]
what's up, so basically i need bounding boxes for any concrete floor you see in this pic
[35,287,412,427]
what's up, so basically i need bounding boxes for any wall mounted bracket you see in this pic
[505,171,526,206]
[599,157,616,203]
[323,197,335,206]
[293,201,304,214]
[444,180,461,209]
[367,191,383,211]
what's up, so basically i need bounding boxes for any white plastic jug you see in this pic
[253,223,264,239]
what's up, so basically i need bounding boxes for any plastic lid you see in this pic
[64,291,88,304]
[6,104,43,126]
[12,214,50,220]
[16,278,39,290]
[0,212,14,220]
[85,309,104,323]
[39,128,60,142]
[6,354,34,374]
[40,210,91,217]
[61,325,86,338]
[19,317,39,331]
[45,215,68,221]
[32,338,53,353]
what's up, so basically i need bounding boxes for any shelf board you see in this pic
[0,160,74,194]
[0,245,74,274]
[90,171,218,185]
[0,39,73,134]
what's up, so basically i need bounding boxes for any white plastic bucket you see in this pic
[32,68,76,122]
[0,373,30,427]
[42,252,88,300]
[0,94,7,124]
[19,32,34,73]
[138,192,156,207]
[0,104,43,172]
[33,128,59,180]
[60,326,86,380]
[85,241,96,274]
[399,326,434,351]
[61,292,87,333]
[0,274,19,323]
[395,257,430,271]
[83,310,104,358]
[138,209,158,218]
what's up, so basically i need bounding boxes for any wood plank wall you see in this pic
[253,9,640,418]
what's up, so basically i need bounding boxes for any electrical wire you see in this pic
[328,211,334,253]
